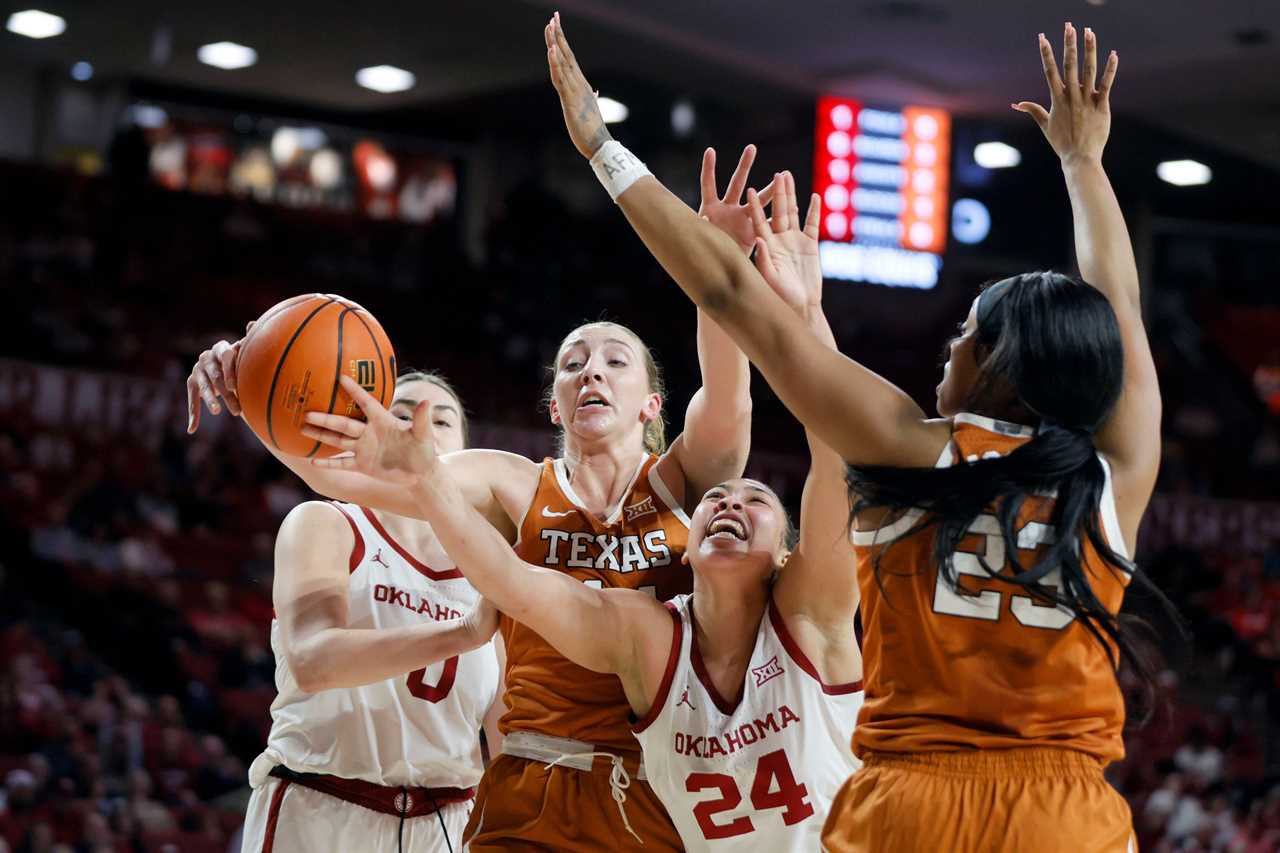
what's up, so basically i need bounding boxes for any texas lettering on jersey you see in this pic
[537,527,672,572]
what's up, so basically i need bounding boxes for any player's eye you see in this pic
[434,420,453,428]
[563,360,582,370]
[608,359,626,367]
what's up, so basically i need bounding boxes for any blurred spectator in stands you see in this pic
[1175,725,1225,789]
[186,583,251,650]
[126,769,173,833]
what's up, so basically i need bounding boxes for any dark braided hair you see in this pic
[847,271,1182,723]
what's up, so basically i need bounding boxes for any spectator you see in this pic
[124,769,172,833]
[1175,725,1225,788]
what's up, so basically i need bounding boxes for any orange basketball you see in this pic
[236,294,396,458]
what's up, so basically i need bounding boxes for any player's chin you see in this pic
[935,384,957,418]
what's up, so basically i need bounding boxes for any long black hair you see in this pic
[847,271,1182,722]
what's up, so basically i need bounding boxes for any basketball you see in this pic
[236,294,396,457]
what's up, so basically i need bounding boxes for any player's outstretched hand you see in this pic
[186,320,256,433]
[544,12,612,159]
[302,376,441,486]
[747,171,822,317]
[1013,23,1116,164]
[698,146,778,255]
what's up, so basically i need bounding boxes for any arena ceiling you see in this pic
[4,0,1279,167]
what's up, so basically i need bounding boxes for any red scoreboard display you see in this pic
[813,96,951,288]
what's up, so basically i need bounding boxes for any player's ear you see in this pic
[640,392,662,424]
[549,397,561,426]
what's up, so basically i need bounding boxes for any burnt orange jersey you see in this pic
[502,455,692,752]
[853,413,1131,762]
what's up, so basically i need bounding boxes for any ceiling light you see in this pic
[6,9,66,39]
[355,65,415,93]
[598,96,628,124]
[671,99,695,137]
[1157,159,1211,186]
[974,142,1021,169]
[129,104,169,129]
[70,61,93,81]
[197,41,257,70]
[952,198,991,245]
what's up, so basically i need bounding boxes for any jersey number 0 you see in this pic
[406,657,458,703]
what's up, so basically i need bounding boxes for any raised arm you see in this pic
[274,501,497,693]
[1014,25,1160,545]
[668,147,764,499]
[746,175,860,681]
[544,14,942,469]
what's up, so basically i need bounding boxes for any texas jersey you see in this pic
[252,502,500,789]
[634,594,863,852]
[852,413,1131,761]
[502,455,691,752]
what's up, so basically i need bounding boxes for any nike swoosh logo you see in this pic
[541,507,575,518]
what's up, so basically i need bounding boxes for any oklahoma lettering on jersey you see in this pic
[251,502,500,790]
[633,595,863,852]
[852,413,1131,761]
[502,455,691,752]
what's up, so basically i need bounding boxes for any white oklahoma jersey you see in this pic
[249,501,500,789]
[633,594,863,852]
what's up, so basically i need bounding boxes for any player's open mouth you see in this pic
[576,393,610,410]
[706,514,748,541]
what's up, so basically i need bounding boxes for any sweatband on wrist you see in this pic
[589,140,651,202]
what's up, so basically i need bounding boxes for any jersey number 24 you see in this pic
[686,749,813,839]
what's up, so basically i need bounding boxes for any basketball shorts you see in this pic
[821,747,1137,853]
[241,771,472,853]
[462,738,682,851]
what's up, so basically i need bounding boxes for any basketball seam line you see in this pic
[265,296,339,453]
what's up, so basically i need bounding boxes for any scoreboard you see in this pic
[813,96,951,288]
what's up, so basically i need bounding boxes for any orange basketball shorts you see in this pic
[821,748,1137,853]
[462,753,683,851]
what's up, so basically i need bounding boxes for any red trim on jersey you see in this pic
[261,777,290,852]
[767,599,863,695]
[360,507,464,580]
[689,602,744,715]
[328,502,365,574]
[631,602,683,734]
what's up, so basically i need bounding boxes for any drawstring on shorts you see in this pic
[546,751,643,845]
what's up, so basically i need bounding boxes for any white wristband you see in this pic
[589,140,651,202]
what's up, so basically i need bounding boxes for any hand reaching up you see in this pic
[301,376,442,486]
[747,171,823,317]
[545,13,612,159]
[1014,23,1117,164]
[698,146,776,255]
